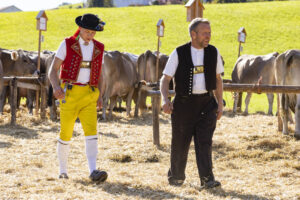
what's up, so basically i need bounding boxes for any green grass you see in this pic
[1,1,300,113]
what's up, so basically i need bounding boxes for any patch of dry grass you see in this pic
[0,107,299,200]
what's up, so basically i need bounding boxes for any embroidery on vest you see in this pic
[71,42,82,56]
[93,47,101,59]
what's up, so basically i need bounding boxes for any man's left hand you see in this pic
[97,96,103,110]
[216,105,223,120]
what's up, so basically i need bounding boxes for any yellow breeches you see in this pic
[59,83,99,141]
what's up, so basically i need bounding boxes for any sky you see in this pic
[0,0,85,11]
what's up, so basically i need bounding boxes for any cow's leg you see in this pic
[294,94,300,139]
[244,92,252,115]
[126,88,135,117]
[237,92,243,112]
[17,89,21,109]
[27,90,35,115]
[0,86,8,114]
[233,92,239,113]
[108,96,117,120]
[134,87,142,117]
[102,96,108,121]
[117,97,122,111]
[267,93,274,115]
[281,94,289,135]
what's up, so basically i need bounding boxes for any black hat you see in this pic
[75,13,105,31]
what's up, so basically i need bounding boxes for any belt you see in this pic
[71,82,88,86]
[191,92,210,97]
[177,92,211,99]
[80,61,91,68]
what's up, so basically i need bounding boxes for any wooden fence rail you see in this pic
[2,76,47,125]
[142,82,300,147]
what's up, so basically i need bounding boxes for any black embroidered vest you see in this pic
[174,42,217,96]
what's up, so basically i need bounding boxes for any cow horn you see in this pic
[11,51,19,61]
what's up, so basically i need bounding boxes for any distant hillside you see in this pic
[0,1,300,78]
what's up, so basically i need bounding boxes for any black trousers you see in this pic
[168,94,218,185]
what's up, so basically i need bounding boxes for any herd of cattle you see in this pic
[0,48,168,120]
[0,47,299,139]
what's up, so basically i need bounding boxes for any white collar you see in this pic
[79,37,92,46]
[191,45,204,52]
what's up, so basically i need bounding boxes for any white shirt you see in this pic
[55,37,95,84]
[163,45,224,94]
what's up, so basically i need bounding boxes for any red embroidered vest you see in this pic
[59,36,104,86]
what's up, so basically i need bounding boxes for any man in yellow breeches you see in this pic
[48,13,107,182]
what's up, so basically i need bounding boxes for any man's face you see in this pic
[80,27,96,42]
[191,23,211,48]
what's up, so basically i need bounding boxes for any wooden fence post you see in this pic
[152,96,160,147]
[40,84,46,119]
[9,79,17,125]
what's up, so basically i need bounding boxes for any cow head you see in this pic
[138,50,169,84]
[272,52,279,58]
[11,51,19,61]
[7,49,37,76]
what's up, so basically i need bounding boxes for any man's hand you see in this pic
[97,95,103,110]
[162,98,173,114]
[216,104,223,120]
[53,86,65,100]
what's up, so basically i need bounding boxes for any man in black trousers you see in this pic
[160,18,224,189]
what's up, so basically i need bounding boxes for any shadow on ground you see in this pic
[74,179,196,200]
[0,124,38,139]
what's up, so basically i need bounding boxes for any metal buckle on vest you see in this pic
[194,65,204,74]
[80,61,91,68]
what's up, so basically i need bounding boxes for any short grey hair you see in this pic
[189,18,210,36]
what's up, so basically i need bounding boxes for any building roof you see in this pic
[0,5,22,12]
[185,0,204,8]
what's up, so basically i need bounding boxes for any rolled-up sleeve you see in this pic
[55,40,67,61]
[216,49,224,75]
[163,49,179,78]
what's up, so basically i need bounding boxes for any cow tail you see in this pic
[48,84,53,107]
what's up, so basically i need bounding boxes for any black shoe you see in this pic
[168,178,184,186]
[89,170,108,182]
[59,173,69,179]
[201,180,221,189]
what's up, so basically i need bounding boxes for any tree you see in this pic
[87,0,104,7]
[87,0,112,7]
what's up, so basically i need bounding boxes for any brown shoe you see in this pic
[59,173,69,179]
[89,170,108,182]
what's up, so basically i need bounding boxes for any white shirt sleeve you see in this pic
[162,49,179,77]
[102,52,104,64]
[55,40,67,61]
[216,48,224,75]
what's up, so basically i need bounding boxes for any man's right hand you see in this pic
[162,99,173,114]
[53,86,65,100]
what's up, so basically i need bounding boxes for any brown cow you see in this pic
[101,51,138,120]
[275,49,300,139]
[0,50,3,95]
[134,50,169,117]
[0,49,37,114]
[231,52,279,115]
[0,49,55,115]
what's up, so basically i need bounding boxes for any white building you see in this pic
[0,5,22,13]
[112,0,151,7]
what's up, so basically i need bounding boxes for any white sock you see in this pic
[57,139,70,175]
[85,136,98,174]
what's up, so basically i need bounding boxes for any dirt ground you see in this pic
[0,105,299,200]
